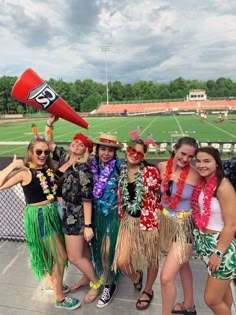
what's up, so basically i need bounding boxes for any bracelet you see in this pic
[84,224,92,228]
[214,249,223,258]
[46,123,52,128]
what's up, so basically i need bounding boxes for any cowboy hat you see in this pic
[92,133,122,149]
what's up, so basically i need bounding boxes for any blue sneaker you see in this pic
[54,297,81,310]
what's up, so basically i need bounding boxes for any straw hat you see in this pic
[92,133,122,149]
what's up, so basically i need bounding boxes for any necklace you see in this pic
[191,175,217,229]
[91,157,117,198]
[163,158,190,209]
[119,161,146,215]
[33,167,58,200]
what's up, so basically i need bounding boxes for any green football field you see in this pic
[0,114,235,158]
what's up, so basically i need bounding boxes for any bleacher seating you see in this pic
[96,99,236,114]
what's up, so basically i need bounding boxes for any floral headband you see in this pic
[31,124,46,140]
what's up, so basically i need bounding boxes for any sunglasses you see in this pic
[35,149,50,156]
[127,146,144,160]
[166,180,173,197]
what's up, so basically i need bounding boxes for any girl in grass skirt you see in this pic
[0,138,80,310]
[158,137,201,315]
[90,133,122,308]
[113,139,161,310]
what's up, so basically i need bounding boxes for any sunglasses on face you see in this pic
[166,180,173,197]
[127,146,144,160]
[34,149,50,156]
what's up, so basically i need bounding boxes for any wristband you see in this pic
[84,224,92,228]
[46,123,52,128]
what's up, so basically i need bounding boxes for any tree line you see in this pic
[0,76,236,114]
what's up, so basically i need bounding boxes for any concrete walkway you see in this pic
[0,240,235,315]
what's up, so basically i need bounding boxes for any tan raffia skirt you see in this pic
[159,208,194,264]
[112,212,159,273]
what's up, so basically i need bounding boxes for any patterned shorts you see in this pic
[193,229,236,280]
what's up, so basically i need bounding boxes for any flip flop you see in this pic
[172,302,197,314]
[83,287,103,304]
[70,282,89,293]
[136,290,153,310]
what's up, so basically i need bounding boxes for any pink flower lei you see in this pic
[91,157,117,198]
[191,175,217,230]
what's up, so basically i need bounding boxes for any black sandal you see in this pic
[172,302,197,314]
[136,290,153,310]
[133,270,143,291]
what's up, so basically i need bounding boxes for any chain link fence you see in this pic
[0,184,25,241]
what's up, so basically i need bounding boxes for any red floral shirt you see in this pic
[118,166,161,231]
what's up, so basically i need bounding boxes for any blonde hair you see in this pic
[64,147,90,171]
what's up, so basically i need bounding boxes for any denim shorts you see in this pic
[38,208,46,238]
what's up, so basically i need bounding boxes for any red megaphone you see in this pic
[11,68,89,129]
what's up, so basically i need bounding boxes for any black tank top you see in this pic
[22,168,54,204]
[54,169,64,197]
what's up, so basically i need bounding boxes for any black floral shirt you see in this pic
[53,146,93,235]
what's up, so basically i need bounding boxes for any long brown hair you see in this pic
[196,146,224,195]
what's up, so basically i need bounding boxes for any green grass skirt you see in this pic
[24,202,67,280]
[91,206,120,283]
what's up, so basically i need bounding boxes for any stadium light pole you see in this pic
[101,45,111,105]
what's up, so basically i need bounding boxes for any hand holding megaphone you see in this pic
[47,115,59,126]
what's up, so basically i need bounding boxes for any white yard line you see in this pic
[0,145,28,155]
[204,121,236,139]
[109,118,141,133]
[174,116,185,135]
[140,117,158,135]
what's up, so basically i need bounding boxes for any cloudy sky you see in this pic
[1,0,236,84]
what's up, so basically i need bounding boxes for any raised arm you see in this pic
[0,155,29,189]
[45,115,59,152]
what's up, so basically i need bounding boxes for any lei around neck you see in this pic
[120,161,146,215]
[163,158,190,209]
[91,157,117,198]
[28,164,58,200]
[191,175,217,229]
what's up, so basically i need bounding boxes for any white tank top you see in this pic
[198,191,224,231]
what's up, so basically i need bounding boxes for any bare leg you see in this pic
[65,234,100,302]
[204,276,232,315]
[101,235,112,284]
[178,262,195,308]
[70,241,91,290]
[49,233,67,301]
[136,265,158,308]
[161,243,193,315]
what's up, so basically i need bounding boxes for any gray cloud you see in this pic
[1,0,236,83]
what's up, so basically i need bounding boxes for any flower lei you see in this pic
[163,158,190,209]
[191,175,217,230]
[119,161,146,215]
[32,166,58,201]
[91,157,117,198]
